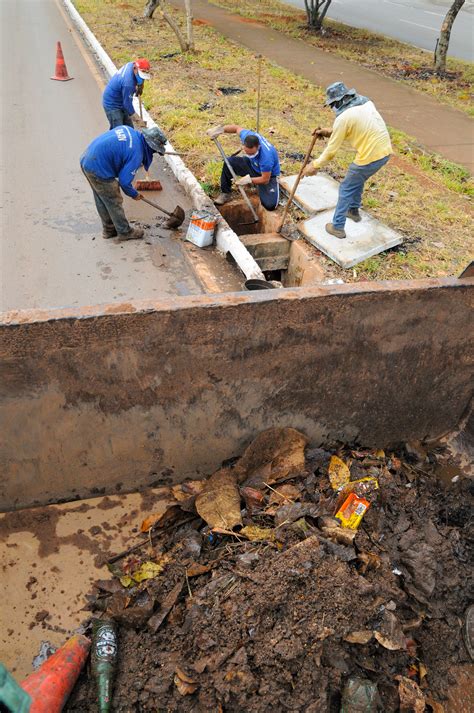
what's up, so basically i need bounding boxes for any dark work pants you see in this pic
[104,107,134,130]
[220,156,280,211]
[81,165,132,236]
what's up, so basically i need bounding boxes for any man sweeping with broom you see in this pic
[80,125,167,241]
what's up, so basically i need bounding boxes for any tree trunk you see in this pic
[434,0,465,73]
[304,0,332,30]
[144,0,158,18]
[184,0,195,52]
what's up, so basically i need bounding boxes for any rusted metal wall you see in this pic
[1,279,472,510]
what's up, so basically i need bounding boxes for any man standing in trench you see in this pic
[207,124,280,211]
[303,82,392,239]
[102,58,152,129]
[80,125,167,241]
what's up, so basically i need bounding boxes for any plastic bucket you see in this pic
[185,210,217,248]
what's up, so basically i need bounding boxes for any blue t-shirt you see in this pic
[239,129,280,176]
[103,62,138,116]
[80,126,153,198]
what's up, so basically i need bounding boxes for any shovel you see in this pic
[139,194,185,229]
[276,127,319,234]
[211,137,259,226]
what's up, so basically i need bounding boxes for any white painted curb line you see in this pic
[62,0,264,281]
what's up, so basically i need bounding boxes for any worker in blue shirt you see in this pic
[102,58,151,130]
[207,124,280,210]
[80,125,167,240]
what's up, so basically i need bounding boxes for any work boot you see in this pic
[102,228,117,239]
[214,192,232,206]
[325,223,346,239]
[346,208,362,222]
[117,227,144,241]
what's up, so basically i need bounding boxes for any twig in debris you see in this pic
[185,570,193,599]
[106,515,198,564]
[147,580,184,633]
[360,524,386,552]
[263,481,296,503]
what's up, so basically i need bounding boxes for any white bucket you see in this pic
[185,210,217,248]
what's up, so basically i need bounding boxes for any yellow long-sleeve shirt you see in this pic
[313,101,392,169]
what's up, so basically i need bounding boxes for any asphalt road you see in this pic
[284,0,474,61]
[0,0,203,313]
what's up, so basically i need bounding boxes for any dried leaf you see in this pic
[268,483,301,505]
[374,611,406,651]
[186,562,212,577]
[148,581,183,632]
[236,427,308,486]
[172,480,204,501]
[344,630,373,644]
[328,455,351,491]
[120,556,171,587]
[357,552,382,574]
[174,666,198,696]
[241,486,265,512]
[240,525,276,542]
[140,504,182,533]
[397,675,426,712]
[195,468,242,530]
[426,697,444,712]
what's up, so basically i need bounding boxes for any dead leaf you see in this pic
[174,666,198,696]
[186,562,212,577]
[397,675,426,712]
[140,504,182,533]
[328,455,351,491]
[236,427,308,486]
[374,611,406,651]
[148,581,184,632]
[172,480,204,501]
[357,552,382,574]
[344,630,373,644]
[195,468,242,530]
[120,556,171,587]
[268,483,301,505]
[426,697,444,712]
[240,525,276,542]
[240,486,265,512]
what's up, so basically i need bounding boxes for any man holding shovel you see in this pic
[207,125,281,211]
[102,58,151,130]
[302,82,392,239]
[80,125,167,240]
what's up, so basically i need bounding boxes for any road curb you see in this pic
[61,0,264,281]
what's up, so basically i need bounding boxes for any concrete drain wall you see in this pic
[219,199,325,287]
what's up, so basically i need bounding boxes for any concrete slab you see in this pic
[299,210,403,269]
[0,488,175,679]
[279,173,340,214]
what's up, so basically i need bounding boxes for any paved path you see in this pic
[285,0,474,61]
[171,0,474,173]
[0,0,204,313]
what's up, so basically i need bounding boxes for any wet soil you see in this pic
[65,438,473,712]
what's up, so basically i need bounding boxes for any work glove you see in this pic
[206,125,225,139]
[315,127,332,138]
[133,194,142,201]
[302,163,319,178]
[235,174,253,186]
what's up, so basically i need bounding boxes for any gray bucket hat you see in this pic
[325,82,357,106]
[141,126,167,155]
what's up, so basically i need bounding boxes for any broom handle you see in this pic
[277,128,319,234]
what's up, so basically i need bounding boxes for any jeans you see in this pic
[104,107,134,130]
[332,155,391,229]
[81,164,132,235]
[220,156,280,211]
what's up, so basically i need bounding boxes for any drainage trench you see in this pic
[218,198,325,287]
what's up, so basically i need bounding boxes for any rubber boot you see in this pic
[325,222,346,239]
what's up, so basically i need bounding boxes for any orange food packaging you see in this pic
[335,492,370,530]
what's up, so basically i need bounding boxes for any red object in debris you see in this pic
[51,41,73,81]
[20,634,90,712]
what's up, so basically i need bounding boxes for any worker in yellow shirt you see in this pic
[303,82,392,239]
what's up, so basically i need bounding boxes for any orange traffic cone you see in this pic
[20,634,90,712]
[51,41,73,81]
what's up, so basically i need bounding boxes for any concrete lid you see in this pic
[299,209,403,268]
[279,173,340,214]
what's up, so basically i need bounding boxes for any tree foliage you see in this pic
[304,0,333,31]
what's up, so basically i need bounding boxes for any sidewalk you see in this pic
[171,0,474,173]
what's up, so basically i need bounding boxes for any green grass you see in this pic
[74,0,473,282]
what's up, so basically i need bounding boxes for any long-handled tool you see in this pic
[212,137,259,226]
[256,54,262,133]
[139,194,185,229]
[276,127,319,234]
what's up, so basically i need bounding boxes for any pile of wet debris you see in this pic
[66,428,473,712]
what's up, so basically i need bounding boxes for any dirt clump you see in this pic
[65,429,472,712]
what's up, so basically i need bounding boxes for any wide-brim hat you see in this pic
[141,127,167,155]
[325,81,357,105]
